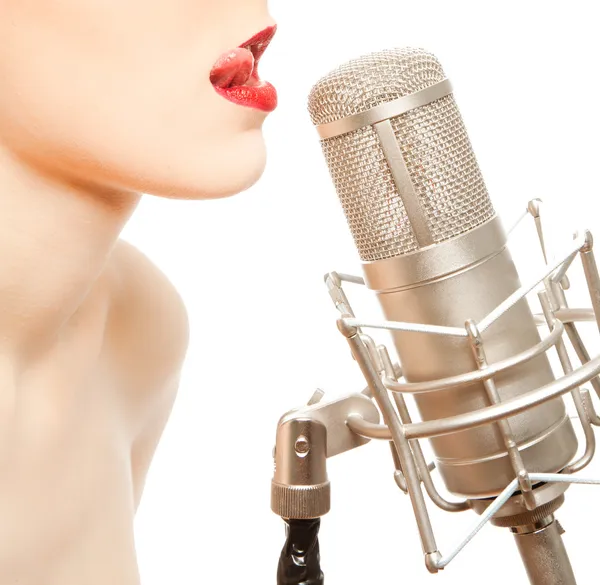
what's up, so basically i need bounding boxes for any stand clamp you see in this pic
[271,393,380,584]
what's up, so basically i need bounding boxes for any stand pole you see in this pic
[512,516,577,585]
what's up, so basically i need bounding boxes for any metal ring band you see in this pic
[316,78,453,139]
[492,495,565,528]
[271,482,331,519]
[362,215,506,292]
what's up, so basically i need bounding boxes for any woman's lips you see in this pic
[210,25,277,113]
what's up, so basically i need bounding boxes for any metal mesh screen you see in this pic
[320,127,420,258]
[308,48,495,262]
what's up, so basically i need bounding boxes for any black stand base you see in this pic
[277,518,324,585]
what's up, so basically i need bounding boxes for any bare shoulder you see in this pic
[105,239,190,388]
[103,239,191,506]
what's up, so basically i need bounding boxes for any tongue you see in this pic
[210,48,255,88]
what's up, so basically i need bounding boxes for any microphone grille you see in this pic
[308,48,443,127]
[307,48,494,262]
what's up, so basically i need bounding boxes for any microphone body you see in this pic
[307,48,577,500]
[364,233,576,497]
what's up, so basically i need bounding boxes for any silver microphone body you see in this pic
[307,48,577,500]
[365,236,577,498]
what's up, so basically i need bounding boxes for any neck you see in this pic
[0,147,141,357]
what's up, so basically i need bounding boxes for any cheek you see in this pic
[0,60,269,200]
[89,85,270,199]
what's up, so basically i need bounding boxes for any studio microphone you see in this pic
[307,47,577,501]
[272,47,600,584]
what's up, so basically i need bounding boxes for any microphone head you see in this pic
[307,48,495,262]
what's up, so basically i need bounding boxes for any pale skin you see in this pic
[0,0,276,583]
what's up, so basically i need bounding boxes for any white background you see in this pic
[126,1,600,583]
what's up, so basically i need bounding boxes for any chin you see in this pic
[150,130,268,200]
[204,147,268,199]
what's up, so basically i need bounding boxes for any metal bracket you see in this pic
[278,392,381,458]
[271,392,380,521]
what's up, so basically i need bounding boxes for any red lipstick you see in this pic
[210,25,277,113]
